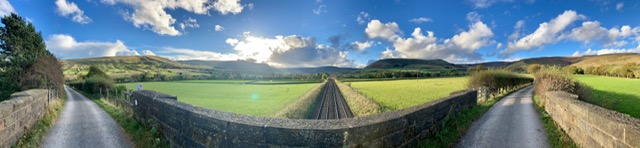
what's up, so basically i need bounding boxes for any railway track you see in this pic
[312,78,354,119]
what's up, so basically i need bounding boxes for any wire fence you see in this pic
[98,88,135,112]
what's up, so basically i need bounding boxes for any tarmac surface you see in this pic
[41,86,133,148]
[457,86,549,148]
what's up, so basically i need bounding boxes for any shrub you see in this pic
[83,76,115,94]
[468,69,533,96]
[534,68,591,105]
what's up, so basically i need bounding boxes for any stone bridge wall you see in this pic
[130,89,477,147]
[545,91,640,148]
[0,89,51,147]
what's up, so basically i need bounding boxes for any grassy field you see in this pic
[121,80,319,117]
[575,75,640,118]
[345,77,467,110]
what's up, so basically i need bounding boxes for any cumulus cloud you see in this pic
[225,34,359,67]
[502,10,585,56]
[349,41,374,52]
[0,0,15,17]
[409,17,432,24]
[365,20,402,41]
[102,0,245,36]
[141,50,156,56]
[557,21,639,48]
[55,0,92,24]
[356,12,370,25]
[313,5,327,15]
[508,20,526,41]
[368,20,495,63]
[571,47,640,57]
[45,34,141,59]
[214,25,224,31]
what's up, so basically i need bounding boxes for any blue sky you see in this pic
[3,0,640,67]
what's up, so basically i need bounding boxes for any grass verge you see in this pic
[14,99,64,147]
[418,85,526,147]
[76,89,168,148]
[533,96,577,148]
[335,80,386,116]
[274,82,325,119]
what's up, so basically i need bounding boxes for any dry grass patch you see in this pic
[335,80,384,116]
[274,82,326,119]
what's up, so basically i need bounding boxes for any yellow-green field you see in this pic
[346,77,467,110]
[575,75,640,118]
[122,80,319,117]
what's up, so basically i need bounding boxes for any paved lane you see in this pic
[41,86,133,148]
[457,86,549,148]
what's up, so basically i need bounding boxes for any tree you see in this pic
[86,65,109,79]
[322,74,328,80]
[0,13,60,100]
[526,64,542,74]
[467,65,486,74]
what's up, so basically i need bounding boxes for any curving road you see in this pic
[41,86,133,148]
[456,86,549,148]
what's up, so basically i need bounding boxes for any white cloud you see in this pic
[466,12,482,22]
[179,18,199,30]
[159,47,240,61]
[350,41,374,52]
[369,20,494,63]
[508,20,526,41]
[365,20,402,41]
[225,34,359,67]
[558,21,639,48]
[215,25,224,31]
[409,17,432,24]
[213,0,244,15]
[313,5,326,15]
[357,12,370,25]
[55,0,92,24]
[496,43,503,49]
[141,50,156,56]
[102,0,245,36]
[451,22,494,50]
[503,10,585,56]
[572,47,640,57]
[0,0,15,17]
[45,34,141,59]
[467,0,531,9]
[616,2,624,11]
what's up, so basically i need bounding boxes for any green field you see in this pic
[346,77,467,110]
[122,80,319,117]
[575,75,640,118]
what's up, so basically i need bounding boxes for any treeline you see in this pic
[527,63,640,79]
[338,70,466,79]
[111,71,324,83]
[467,69,533,96]
[0,14,64,101]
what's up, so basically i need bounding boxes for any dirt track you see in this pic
[311,79,354,119]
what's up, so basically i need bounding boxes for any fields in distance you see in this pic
[122,80,320,117]
[343,77,467,110]
[575,75,640,118]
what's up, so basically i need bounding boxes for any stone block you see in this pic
[382,130,404,147]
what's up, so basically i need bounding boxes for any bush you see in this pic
[468,69,533,96]
[83,76,115,94]
[534,68,591,105]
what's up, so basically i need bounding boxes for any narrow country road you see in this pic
[41,86,133,148]
[456,86,549,148]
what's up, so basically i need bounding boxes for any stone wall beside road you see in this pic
[130,89,478,147]
[545,91,640,148]
[0,89,51,147]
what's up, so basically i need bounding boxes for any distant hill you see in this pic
[281,66,359,74]
[62,56,203,80]
[461,61,513,68]
[570,53,640,68]
[504,57,581,71]
[365,58,464,70]
[179,60,277,73]
[66,56,191,68]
